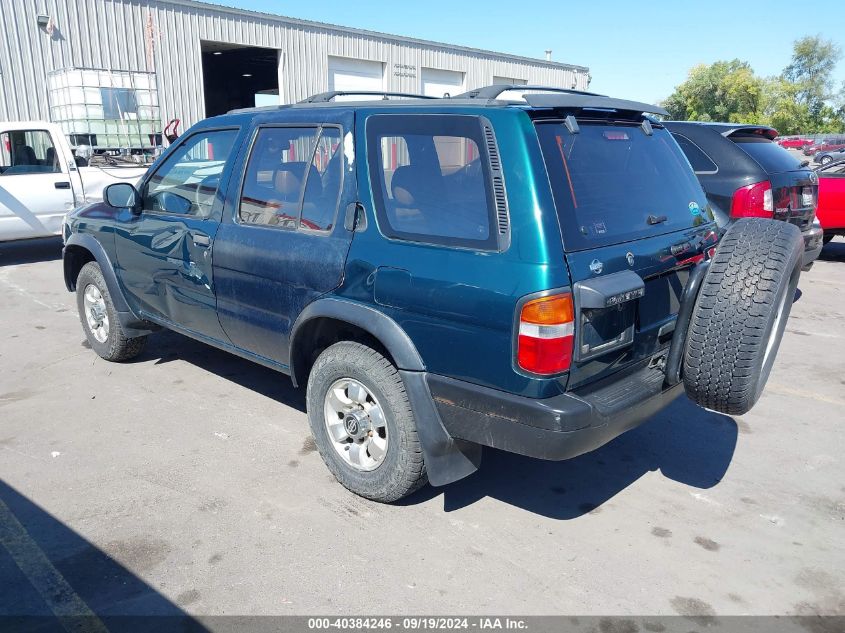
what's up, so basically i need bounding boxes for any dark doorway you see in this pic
[200,41,280,117]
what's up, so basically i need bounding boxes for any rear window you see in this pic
[535,122,712,250]
[731,135,803,174]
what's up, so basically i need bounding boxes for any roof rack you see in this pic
[300,90,436,103]
[455,84,601,100]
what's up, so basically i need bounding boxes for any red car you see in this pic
[803,136,845,156]
[777,136,813,149]
[816,160,845,244]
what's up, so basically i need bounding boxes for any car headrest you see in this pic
[273,162,323,200]
[274,162,306,198]
[14,145,37,166]
[391,165,418,207]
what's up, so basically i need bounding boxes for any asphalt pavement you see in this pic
[1,236,843,621]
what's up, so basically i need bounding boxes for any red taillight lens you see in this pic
[731,180,773,218]
[517,294,574,375]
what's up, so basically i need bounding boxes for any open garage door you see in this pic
[328,57,384,98]
[421,68,464,98]
[201,41,280,117]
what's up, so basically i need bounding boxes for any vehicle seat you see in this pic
[258,162,321,227]
[13,145,37,166]
[44,147,58,172]
[389,164,443,233]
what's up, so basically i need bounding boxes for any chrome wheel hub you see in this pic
[83,284,109,343]
[323,378,388,472]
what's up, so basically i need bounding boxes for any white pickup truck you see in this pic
[0,121,149,241]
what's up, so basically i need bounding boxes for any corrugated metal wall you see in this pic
[0,0,590,129]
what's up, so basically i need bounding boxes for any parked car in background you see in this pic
[665,121,822,268]
[0,121,148,242]
[803,136,845,157]
[814,147,845,167]
[777,135,813,149]
[815,159,845,245]
[61,86,804,502]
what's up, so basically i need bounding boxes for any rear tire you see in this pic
[823,233,834,246]
[76,262,147,362]
[306,341,428,502]
[683,218,803,415]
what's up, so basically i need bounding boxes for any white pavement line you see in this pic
[0,267,73,315]
[0,497,109,633]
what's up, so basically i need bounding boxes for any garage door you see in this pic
[421,68,464,98]
[328,57,384,97]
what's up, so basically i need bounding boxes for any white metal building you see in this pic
[0,0,590,151]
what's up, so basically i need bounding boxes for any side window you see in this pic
[672,134,718,173]
[301,127,343,232]
[366,115,496,249]
[0,130,61,175]
[239,127,319,229]
[145,129,238,217]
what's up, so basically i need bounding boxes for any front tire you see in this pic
[306,341,427,502]
[683,218,803,415]
[76,261,147,362]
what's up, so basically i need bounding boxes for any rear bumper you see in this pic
[802,222,824,268]
[428,362,684,461]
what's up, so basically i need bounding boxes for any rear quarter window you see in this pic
[671,133,718,173]
[731,135,803,174]
[366,114,498,250]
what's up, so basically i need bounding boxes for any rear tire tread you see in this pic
[683,218,802,415]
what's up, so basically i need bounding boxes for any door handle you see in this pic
[55,181,71,189]
[192,234,211,247]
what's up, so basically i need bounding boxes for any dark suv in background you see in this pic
[62,87,805,502]
[666,122,822,268]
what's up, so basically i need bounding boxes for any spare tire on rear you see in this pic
[683,218,803,415]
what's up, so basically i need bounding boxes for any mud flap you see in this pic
[399,370,482,486]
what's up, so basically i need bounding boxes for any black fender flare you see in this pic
[289,296,426,386]
[290,297,481,487]
[63,233,156,337]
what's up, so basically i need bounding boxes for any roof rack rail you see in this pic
[300,90,437,103]
[455,84,601,100]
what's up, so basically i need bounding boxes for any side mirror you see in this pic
[104,182,139,211]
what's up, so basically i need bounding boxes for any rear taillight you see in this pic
[517,294,574,375]
[731,180,773,218]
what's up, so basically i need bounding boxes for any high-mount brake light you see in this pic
[517,294,575,375]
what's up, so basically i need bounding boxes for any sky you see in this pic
[203,0,845,105]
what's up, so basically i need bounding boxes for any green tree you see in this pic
[663,60,764,123]
[782,36,843,130]
[761,78,809,135]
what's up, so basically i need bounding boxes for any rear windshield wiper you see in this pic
[647,214,668,225]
